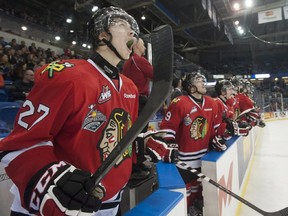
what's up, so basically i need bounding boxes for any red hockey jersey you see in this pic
[160,95,220,168]
[122,53,153,97]
[0,59,139,207]
[227,97,240,120]
[214,97,234,120]
[235,93,254,113]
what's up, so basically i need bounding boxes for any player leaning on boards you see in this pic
[0,6,176,216]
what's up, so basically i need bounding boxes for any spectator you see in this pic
[170,77,183,101]
[0,53,11,80]
[10,69,34,102]
[9,61,27,81]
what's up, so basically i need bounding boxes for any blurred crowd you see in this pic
[0,36,77,103]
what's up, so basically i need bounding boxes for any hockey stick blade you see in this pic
[177,161,288,216]
[91,25,174,187]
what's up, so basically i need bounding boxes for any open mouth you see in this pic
[126,39,134,50]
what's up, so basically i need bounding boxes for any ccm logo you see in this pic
[124,93,136,98]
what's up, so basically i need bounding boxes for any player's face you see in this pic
[225,87,233,99]
[109,19,137,60]
[193,77,207,94]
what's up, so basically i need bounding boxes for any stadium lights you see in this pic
[206,81,217,86]
[213,75,225,79]
[21,26,28,31]
[233,2,240,10]
[92,6,98,12]
[244,0,253,8]
[66,18,72,23]
[255,74,270,79]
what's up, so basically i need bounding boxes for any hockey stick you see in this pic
[176,161,288,216]
[236,108,254,121]
[91,25,174,187]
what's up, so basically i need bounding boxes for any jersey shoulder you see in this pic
[35,59,93,83]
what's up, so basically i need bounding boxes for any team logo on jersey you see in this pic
[98,86,111,104]
[184,115,192,126]
[40,61,74,78]
[97,108,132,167]
[82,105,106,132]
[190,116,208,140]
[171,98,180,103]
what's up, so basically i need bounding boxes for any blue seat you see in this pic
[0,89,8,102]
[0,102,21,109]
[0,106,20,129]
[0,120,10,135]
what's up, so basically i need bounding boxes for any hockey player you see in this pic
[232,78,263,127]
[214,79,250,139]
[159,72,227,216]
[0,6,176,216]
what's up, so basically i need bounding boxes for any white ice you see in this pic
[237,120,288,216]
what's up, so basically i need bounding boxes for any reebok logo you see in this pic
[124,93,136,99]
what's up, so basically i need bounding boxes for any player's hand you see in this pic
[137,130,178,163]
[234,121,251,136]
[28,162,104,216]
[211,136,227,152]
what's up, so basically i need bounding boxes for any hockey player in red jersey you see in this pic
[159,72,227,215]
[214,79,250,139]
[232,78,263,127]
[0,6,176,216]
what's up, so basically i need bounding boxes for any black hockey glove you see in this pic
[257,119,266,128]
[211,136,227,152]
[235,121,251,136]
[137,130,178,163]
[26,162,105,216]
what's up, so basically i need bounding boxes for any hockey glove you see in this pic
[137,130,178,163]
[211,136,227,152]
[232,121,251,136]
[257,119,266,128]
[27,161,105,216]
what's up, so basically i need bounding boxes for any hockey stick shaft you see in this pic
[177,161,288,216]
[91,25,174,187]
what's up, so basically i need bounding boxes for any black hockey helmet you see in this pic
[215,79,233,96]
[230,76,244,92]
[87,6,139,47]
[182,71,206,93]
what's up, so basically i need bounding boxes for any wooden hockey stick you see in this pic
[176,161,288,216]
[91,25,174,187]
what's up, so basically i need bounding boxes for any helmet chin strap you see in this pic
[190,85,205,96]
[102,38,125,61]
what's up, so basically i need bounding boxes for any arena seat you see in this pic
[0,103,21,129]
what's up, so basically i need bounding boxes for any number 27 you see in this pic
[18,100,50,130]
